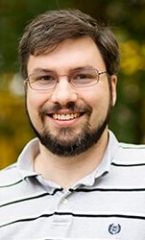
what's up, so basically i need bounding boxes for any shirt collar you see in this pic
[16,130,119,185]
[71,130,119,188]
[17,138,40,179]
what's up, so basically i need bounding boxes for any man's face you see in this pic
[26,37,117,156]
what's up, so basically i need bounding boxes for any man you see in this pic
[1,9,145,240]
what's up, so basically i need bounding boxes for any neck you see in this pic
[34,129,109,189]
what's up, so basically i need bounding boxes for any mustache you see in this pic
[40,102,92,115]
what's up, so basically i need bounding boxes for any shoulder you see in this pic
[0,163,23,187]
[114,142,145,165]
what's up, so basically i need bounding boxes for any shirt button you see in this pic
[62,198,68,204]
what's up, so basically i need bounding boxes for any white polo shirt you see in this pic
[1,131,145,239]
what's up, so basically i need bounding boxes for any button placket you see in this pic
[56,190,71,211]
[51,190,73,237]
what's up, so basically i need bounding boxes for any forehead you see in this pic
[27,37,106,74]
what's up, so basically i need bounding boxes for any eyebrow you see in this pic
[30,65,95,75]
[30,68,54,75]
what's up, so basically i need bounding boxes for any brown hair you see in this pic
[19,9,120,79]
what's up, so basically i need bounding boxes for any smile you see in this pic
[52,113,80,121]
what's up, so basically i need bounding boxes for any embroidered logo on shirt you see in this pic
[108,223,121,235]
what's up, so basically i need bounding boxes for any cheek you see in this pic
[84,85,110,109]
[27,89,48,110]
[85,86,111,120]
[26,90,47,120]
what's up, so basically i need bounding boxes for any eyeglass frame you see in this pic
[25,67,108,91]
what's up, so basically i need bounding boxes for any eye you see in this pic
[73,70,97,82]
[32,74,57,87]
[30,73,57,88]
[75,73,89,80]
[36,74,55,81]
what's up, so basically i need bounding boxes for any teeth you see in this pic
[53,113,79,120]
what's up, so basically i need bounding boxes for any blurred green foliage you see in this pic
[0,0,145,168]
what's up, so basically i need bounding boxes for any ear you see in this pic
[110,75,117,106]
[24,80,28,92]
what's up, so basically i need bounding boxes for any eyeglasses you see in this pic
[25,67,107,91]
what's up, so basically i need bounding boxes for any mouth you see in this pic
[43,104,91,123]
[50,112,82,121]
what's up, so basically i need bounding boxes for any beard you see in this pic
[26,97,112,157]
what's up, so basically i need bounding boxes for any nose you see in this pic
[50,78,78,106]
